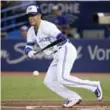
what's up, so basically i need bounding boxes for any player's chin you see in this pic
[29,22,36,26]
[30,23,36,26]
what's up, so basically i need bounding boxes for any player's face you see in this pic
[28,14,41,26]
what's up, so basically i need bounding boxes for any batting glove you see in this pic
[28,50,36,59]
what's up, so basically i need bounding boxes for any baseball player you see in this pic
[25,5,102,108]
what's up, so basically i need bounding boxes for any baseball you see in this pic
[33,70,39,76]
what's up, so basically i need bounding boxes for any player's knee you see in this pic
[57,76,64,84]
[57,75,69,84]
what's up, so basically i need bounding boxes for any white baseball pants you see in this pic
[44,42,98,100]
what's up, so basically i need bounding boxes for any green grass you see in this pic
[1,75,110,101]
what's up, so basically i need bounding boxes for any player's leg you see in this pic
[57,43,102,100]
[44,58,82,101]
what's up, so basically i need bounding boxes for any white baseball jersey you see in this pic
[26,20,61,55]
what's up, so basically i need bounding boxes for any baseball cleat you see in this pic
[94,81,103,101]
[62,99,81,108]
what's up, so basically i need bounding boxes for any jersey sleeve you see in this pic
[48,22,67,42]
[25,27,35,55]
[27,27,35,43]
[49,23,61,38]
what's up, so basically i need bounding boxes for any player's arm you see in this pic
[25,42,36,59]
[56,33,67,46]
[49,23,67,46]
[24,28,36,59]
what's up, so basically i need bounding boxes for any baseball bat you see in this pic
[34,39,63,55]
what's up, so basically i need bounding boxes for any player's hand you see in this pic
[28,50,36,59]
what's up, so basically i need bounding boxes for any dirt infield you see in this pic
[1,100,110,110]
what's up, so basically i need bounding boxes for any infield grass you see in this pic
[1,73,110,101]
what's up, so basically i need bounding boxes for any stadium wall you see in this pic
[1,39,110,73]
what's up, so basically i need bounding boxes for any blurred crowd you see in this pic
[1,1,110,39]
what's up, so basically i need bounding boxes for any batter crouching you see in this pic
[24,5,103,108]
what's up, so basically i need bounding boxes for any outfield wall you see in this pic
[1,39,110,73]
